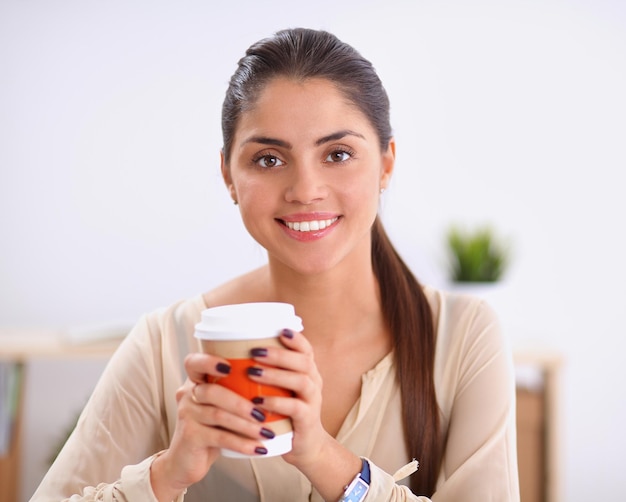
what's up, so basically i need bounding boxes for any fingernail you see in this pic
[252,396,264,405]
[251,408,266,422]
[255,446,268,455]
[281,329,294,339]
[216,362,231,375]
[247,366,263,377]
[250,347,268,357]
[260,427,275,439]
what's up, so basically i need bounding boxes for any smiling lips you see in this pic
[278,215,340,241]
[284,217,338,232]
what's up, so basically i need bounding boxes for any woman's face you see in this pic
[223,77,394,276]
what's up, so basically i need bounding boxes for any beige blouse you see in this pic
[31,286,520,501]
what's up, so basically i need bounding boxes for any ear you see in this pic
[220,150,237,202]
[379,138,396,191]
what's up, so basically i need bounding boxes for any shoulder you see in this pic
[423,285,508,377]
[133,266,272,349]
[423,284,502,343]
[141,295,207,336]
[127,266,271,351]
[424,284,514,410]
[113,295,207,370]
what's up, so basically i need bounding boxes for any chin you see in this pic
[271,251,352,278]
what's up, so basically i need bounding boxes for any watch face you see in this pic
[343,479,369,502]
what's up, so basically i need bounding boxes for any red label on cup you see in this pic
[209,358,290,423]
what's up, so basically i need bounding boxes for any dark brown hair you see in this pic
[221,28,441,495]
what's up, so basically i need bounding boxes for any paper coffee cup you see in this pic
[194,302,303,458]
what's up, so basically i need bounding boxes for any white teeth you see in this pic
[285,218,337,232]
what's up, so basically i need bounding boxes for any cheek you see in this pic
[234,179,277,233]
[233,176,266,205]
[343,171,381,207]
[354,175,384,225]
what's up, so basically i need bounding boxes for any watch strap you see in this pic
[340,458,370,502]
[359,457,371,484]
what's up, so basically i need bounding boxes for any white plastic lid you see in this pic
[194,302,303,340]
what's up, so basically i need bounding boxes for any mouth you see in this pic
[278,217,339,233]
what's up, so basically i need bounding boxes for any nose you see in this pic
[284,163,327,205]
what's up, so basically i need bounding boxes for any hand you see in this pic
[150,353,274,501]
[249,329,360,502]
[246,329,330,468]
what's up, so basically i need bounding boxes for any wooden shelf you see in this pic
[0,362,24,502]
[514,350,563,502]
[0,330,122,502]
[0,329,125,362]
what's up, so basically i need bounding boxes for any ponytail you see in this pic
[371,216,442,495]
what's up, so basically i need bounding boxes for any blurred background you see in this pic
[1,0,625,500]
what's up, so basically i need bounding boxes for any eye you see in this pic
[254,155,284,169]
[325,149,353,163]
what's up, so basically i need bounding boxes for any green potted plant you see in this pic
[446,224,510,283]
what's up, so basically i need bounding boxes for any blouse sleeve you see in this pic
[432,299,519,501]
[30,314,171,502]
[363,297,520,501]
[363,461,432,502]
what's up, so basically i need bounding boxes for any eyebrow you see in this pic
[241,129,366,149]
[242,136,292,149]
[315,129,366,146]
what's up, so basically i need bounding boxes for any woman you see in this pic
[32,28,519,501]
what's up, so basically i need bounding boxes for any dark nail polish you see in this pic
[251,408,266,422]
[216,362,231,375]
[260,427,275,439]
[250,347,268,357]
[255,446,268,455]
[252,396,265,405]
[281,328,294,339]
[247,366,263,377]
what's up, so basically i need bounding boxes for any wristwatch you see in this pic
[340,458,371,502]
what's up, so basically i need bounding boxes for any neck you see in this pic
[267,259,384,346]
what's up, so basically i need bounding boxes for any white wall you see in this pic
[1,0,625,499]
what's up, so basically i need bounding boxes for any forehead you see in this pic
[253,77,349,107]
[234,77,375,144]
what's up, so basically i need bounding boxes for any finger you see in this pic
[191,382,201,404]
[252,393,310,425]
[190,380,277,430]
[247,364,320,401]
[179,381,277,453]
[195,403,275,443]
[250,345,315,373]
[250,329,315,372]
[179,403,275,458]
[201,425,274,457]
[184,352,232,384]
[278,329,312,352]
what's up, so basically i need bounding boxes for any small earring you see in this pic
[380,188,385,194]
[233,200,238,205]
